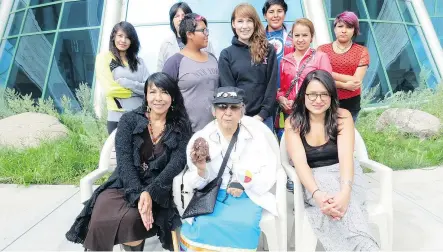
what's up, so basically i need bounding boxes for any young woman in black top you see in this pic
[218,3,278,131]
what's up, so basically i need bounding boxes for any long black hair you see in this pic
[144,72,191,135]
[262,0,288,30]
[169,2,193,37]
[179,13,208,45]
[289,70,340,141]
[109,21,140,72]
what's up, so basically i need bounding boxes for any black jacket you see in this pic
[66,106,191,250]
[218,36,278,119]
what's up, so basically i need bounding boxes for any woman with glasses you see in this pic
[157,2,214,71]
[218,3,278,131]
[180,86,277,251]
[162,13,218,133]
[284,70,379,251]
[318,11,370,122]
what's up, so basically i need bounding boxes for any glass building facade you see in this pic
[0,0,442,112]
[125,0,304,72]
[0,0,104,110]
[425,0,443,47]
[324,0,441,102]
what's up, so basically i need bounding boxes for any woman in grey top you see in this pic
[157,2,214,72]
[96,21,149,134]
[162,13,218,132]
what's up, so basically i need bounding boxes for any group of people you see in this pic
[65,0,378,251]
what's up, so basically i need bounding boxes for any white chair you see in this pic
[80,129,117,203]
[280,129,393,251]
[173,116,288,251]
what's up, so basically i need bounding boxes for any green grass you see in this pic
[357,85,443,170]
[0,134,100,184]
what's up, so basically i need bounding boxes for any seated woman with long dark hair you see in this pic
[284,70,379,251]
[66,72,192,251]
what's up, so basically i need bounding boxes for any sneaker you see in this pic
[286,178,294,192]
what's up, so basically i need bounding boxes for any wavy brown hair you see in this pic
[231,3,268,64]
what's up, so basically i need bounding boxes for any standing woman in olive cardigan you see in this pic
[218,3,278,131]
[95,21,150,134]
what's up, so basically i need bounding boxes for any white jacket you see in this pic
[157,34,216,72]
[186,117,278,216]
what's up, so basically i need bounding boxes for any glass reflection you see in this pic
[324,0,367,19]
[30,0,57,6]
[6,11,25,37]
[397,0,414,23]
[22,4,61,33]
[424,0,435,15]
[0,38,18,87]
[45,29,100,110]
[6,33,55,100]
[60,0,104,29]
[372,23,422,93]
[364,0,402,21]
[431,17,443,47]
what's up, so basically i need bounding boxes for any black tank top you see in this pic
[301,135,339,168]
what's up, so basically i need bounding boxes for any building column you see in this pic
[0,0,14,39]
[303,0,331,48]
[411,0,443,81]
[94,0,124,118]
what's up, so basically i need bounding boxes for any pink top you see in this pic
[277,49,332,113]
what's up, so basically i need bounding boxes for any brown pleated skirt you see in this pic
[83,189,157,251]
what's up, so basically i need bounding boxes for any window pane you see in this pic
[397,0,414,23]
[6,11,25,37]
[22,4,61,33]
[60,0,104,29]
[6,34,55,100]
[0,39,18,87]
[324,0,367,19]
[431,17,443,47]
[364,0,402,21]
[30,0,58,6]
[126,0,303,25]
[372,23,422,93]
[407,25,439,88]
[15,0,29,10]
[437,1,443,15]
[45,29,100,110]
[424,0,435,15]
[135,25,175,72]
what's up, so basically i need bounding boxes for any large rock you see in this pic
[0,112,68,149]
[376,108,441,138]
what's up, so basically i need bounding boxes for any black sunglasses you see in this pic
[215,104,242,111]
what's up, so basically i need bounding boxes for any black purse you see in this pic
[181,126,240,219]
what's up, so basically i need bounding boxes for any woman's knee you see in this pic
[122,240,143,246]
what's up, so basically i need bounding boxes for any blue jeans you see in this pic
[262,116,274,132]
[350,109,360,123]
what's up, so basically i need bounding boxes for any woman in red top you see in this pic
[276,18,332,139]
[318,11,369,122]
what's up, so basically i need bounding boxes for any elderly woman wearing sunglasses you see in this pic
[179,86,278,251]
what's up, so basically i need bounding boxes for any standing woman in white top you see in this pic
[157,2,214,71]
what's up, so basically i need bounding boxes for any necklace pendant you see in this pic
[142,162,149,171]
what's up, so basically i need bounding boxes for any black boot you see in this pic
[121,240,145,251]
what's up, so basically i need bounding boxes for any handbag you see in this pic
[181,126,240,219]
[275,49,316,129]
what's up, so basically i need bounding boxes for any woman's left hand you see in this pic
[138,191,153,230]
[322,191,351,219]
[227,187,244,197]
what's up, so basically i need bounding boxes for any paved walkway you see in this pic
[0,167,442,251]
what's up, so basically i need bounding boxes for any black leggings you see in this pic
[107,121,118,134]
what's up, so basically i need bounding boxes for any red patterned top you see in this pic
[317,43,369,100]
